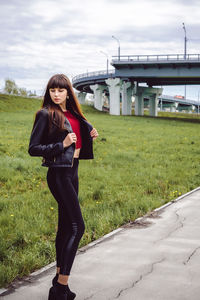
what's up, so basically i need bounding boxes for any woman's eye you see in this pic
[59,89,64,92]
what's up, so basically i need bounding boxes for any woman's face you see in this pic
[49,87,68,109]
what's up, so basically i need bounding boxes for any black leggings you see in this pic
[46,159,85,275]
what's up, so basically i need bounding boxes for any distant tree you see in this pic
[12,87,19,95]
[4,78,32,97]
[4,79,18,95]
[18,88,28,97]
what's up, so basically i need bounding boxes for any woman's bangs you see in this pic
[48,75,68,89]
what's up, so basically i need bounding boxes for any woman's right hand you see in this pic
[63,133,77,148]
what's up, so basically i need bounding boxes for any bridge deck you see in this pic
[72,53,200,92]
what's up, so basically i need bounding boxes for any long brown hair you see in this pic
[42,74,86,131]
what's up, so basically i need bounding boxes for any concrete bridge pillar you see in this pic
[77,92,87,104]
[121,81,133,115]
[90,84,106,111]
[170,106,176,112]
[105,78,121,115]
[170,102,178,112]
[102,91,109,110]
[135,91,144,116]
[149,88,163,117]
[149,94,158,117]
[134,86,163,116]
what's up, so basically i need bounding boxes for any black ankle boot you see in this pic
[48,285,68,300]
[48,286,56,300]
[51,276,76,300]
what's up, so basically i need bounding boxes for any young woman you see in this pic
[28,74,98,300]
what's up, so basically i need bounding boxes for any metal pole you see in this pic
[182,23,187,99]
[198,88,200,114]
[112,35,120,60]
[182,22,187,59]
[100,51,109,74]
[107,58,108,74]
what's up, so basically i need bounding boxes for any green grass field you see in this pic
[0,94,200,287]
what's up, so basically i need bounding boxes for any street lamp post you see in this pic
[100,51,109,74]
[112,35,120,60]
[182,22,187,59]
[182,23,187,99]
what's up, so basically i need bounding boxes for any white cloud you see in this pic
[0,0,200,97]
[30,1,64,23]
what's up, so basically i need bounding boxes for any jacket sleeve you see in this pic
[28,109,64,158]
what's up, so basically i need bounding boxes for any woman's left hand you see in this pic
[90,128,99,140]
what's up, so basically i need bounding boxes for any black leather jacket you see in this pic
[28,108,94,167]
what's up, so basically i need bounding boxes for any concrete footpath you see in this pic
[1,187,200,300]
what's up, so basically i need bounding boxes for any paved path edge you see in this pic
[1,186,200,296]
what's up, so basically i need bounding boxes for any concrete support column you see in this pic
[121,81,132,115]
[149,94,158,117]
[102,91,109,110]
[135,92,144,116]
[170,106,176,112]
[134,86,163,116]
[77,92,87,104]
[170,103,178,112]
[105,78,121,115]
[132,81,138,96]
[148,88,163,117]
[90,84,106,111]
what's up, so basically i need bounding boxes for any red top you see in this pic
[64,111,82,149]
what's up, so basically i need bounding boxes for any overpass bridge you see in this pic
[72,54,200,116]
[158,95,199,113]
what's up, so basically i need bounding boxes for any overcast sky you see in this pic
[1,0,200,98]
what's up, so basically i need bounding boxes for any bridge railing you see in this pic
[72,69,115,83]
[112,54,200,62]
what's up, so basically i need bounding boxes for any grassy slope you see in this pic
[0,94,200,287]
[0,94,42,112]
